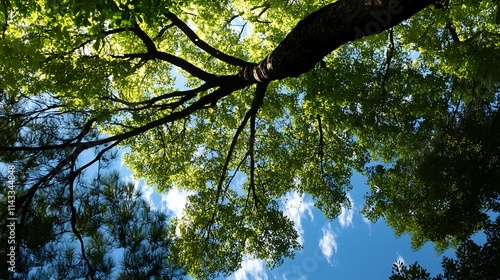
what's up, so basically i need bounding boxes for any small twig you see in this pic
[224,151,250,193]
[253,3,270,16]
[238,22,248,39]
[227,12,245,25]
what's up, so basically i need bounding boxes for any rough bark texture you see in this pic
[239,0,438,82]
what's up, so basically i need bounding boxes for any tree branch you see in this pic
[380,28,394,97]
[317,114,326,179]
[0,84,222,154]
[130,24,158,53]
[164,12,252,67]
[72,141,122,176]
[249,82,267,209]
[446,21,461,43]
[68,166,96,280]
[1,0,8,39]
[113,52,216,81]
[103,82,215,112]
[5,76,251,169]
[155,23,174,39]
[241,0,439,82]
[215,82,268,204]
[43,28,128,64]
[16,118,95,214]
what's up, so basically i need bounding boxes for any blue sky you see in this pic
[221,172,455,280]
[117,156,455,280]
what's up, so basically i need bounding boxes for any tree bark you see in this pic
[239,0,438,82]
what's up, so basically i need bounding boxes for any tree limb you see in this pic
[113,52,216,81]
[446,21,461,43]
[155,23,174,39]
[43,28,128,64]
[164,12,252,67]
[241,0,439,82]
[130,24,158,53]
[380,28,394,97]
[317,114,325,178]
[68,165,96,280]
[1,0,7,39]
[249,82,267,209]
[16,118,95,214]
[103,83,214,112]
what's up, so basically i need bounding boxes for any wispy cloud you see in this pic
[319,223,337,264]
[281,274,307,280]
[338,193,354,229]
[162,187,192,219]
[282,191,315,245]
[361,214,373,234]
[230,258,268,280]
[362,215,371,225]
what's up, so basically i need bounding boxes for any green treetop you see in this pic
[1,0,499,278]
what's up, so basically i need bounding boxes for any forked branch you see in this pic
[214,82,268,214]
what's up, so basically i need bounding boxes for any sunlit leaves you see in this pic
[171,188,300,279]
[3,0,500,278]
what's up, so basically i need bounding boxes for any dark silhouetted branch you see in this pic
[165,12,252,67]
[68,166,96,280]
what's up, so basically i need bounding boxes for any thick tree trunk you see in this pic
[240,0,438,82]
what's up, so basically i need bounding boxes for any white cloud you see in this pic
[396,253,405,265]
[338,193,354,229]
[281,191,315,245]
[319,224,337,265]
[162,187,192,219]
[361,214,373,234]
[230,258,268,280]
[139,183,156,209]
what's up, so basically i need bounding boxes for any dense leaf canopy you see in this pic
[1,0,499,278]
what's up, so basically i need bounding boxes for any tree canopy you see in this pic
[1,0,499,279]
[390,216,500,279]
